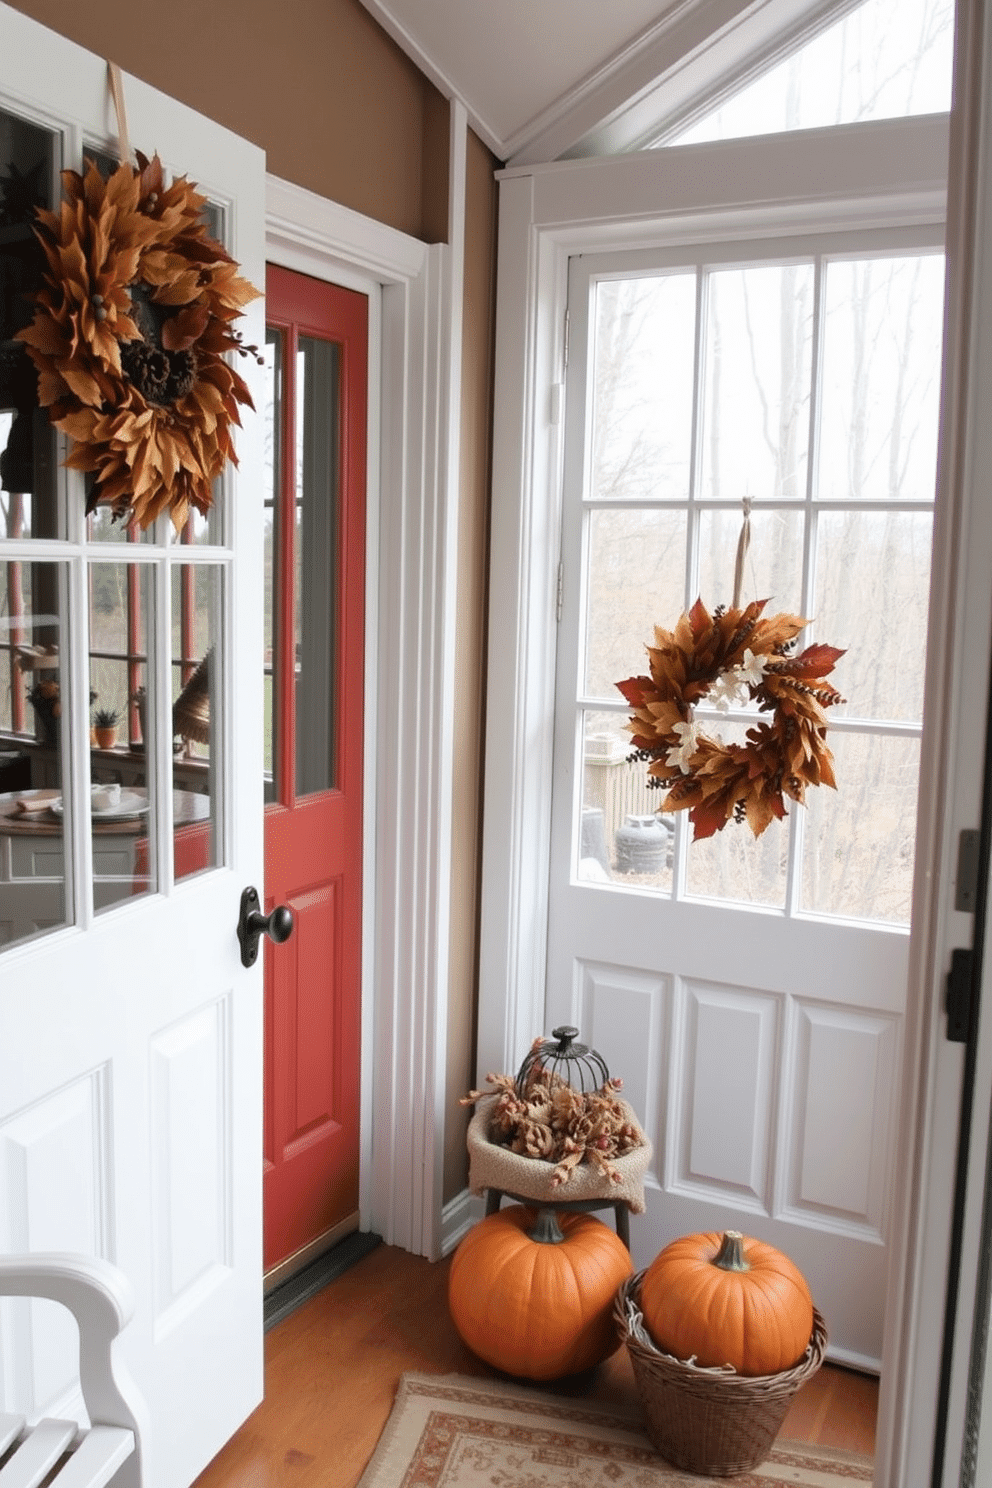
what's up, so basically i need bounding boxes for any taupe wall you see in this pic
[7,0,448,240]
[9,0,498,1217]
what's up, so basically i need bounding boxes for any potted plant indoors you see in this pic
[93,707,120,749]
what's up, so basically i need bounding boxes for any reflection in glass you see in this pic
[700,263,814,503]
[295,335,340,799]
[801,731,919,924]
[0,559,69,945]
[171,564,221,880]
[818,255,945,503]
[591,273,696,503]
[87,560,156,910]
[584,508,686,700]
[263,329,282,804]
[578,711,674,894]
[1,109,59,541]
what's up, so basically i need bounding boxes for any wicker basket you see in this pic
[614,1272,828,1477]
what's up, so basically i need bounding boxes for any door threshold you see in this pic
[264,1229,382,1332]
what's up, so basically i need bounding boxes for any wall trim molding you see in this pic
[266,173,456,1260]
[441,1188,483,1256]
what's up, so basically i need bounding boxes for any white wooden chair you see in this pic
[0,1255,145,1488]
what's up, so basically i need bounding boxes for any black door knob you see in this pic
[237,886,294,967]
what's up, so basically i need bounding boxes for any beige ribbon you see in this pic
[732,495,752,610]
[107,62,133,167]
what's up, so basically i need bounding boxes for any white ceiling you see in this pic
[357,0,854,166]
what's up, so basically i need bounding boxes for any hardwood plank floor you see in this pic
[193,1243,878,1488]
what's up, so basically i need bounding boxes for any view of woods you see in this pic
[578,246,945,924]
[669,0,954,144]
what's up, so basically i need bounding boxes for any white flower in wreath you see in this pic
[709,649,770,711]
[666,718,702,773]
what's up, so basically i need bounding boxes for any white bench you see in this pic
[0,1255,144,1488]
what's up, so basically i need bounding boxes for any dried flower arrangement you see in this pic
[616,597,845,841]
[17,153,260,531]
[462,1061,646,1188]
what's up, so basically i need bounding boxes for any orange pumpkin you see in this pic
[448,1206,632,1380]
[640,1229,814,1376]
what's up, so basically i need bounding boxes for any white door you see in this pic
[0,10,266,1487]
[546,227,944,1370]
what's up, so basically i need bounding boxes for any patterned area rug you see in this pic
[357,1372,874,1487]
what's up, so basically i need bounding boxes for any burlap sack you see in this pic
[467,1094,652,1214]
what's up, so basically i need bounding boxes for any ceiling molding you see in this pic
[358,0,508,157]
[553,0,866,159]
[506,0,772,166]
[359,0,867,167]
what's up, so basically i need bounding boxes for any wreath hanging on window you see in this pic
[16,152,260,530]
[616,597,845,841]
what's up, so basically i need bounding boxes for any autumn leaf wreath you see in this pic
[616,597,846,840]
[17,152,260,530]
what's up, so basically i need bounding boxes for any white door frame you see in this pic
[265,140,463,1260]
[477,112,969,1488]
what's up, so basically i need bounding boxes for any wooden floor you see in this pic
[193,1243,878,1488]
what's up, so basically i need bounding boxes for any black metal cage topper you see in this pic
[514,1026,611,1098]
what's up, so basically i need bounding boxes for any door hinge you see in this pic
[947,946,975,1043]
[563,309,570,370]
[956,828,982,913]
[556,560,564,622]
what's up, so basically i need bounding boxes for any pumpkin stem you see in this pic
[528,1208,566,1244]
[713,1230,750,1272]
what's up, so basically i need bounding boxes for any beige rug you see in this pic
[357,1372,874,1487]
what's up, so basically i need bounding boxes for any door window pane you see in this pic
[579,710,673,892]
[801,731,920,923]
[700,263,814,502]
[263,329,282,805]
[697,506,805,618]
[88,559,155,909]
[592,273,696,503]
[683,721,790,908]
[0,109,59,541]
[814,510,933,722]
[585,508,686,699]
[172,564,221,880]
[817,255,945,503]
[294,335,340,799]
[0,560,69,945]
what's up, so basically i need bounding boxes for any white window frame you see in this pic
[478,111,971,1486]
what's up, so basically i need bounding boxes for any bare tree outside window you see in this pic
[668,0,953,146]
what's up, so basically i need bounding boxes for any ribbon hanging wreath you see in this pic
[616,593,846,842]
[17,146,260,530]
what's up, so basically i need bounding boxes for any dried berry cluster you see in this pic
[616,597,845,840]
[462,1065,645,1187]
[17,153,260,530]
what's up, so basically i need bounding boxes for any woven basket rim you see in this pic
[615,1270,828,1388]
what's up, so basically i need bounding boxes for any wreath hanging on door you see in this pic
[17,152,260,530]
[616,597,845,840]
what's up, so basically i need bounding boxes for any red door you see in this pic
[262,265,367,1273]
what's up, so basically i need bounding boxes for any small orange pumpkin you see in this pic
[640,1229,814,1376]
[448,1206,632,1380]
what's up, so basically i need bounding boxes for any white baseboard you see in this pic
[441,1189,485,1255]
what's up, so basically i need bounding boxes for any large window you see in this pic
[568,238,943,926]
